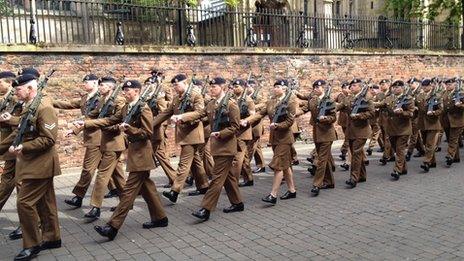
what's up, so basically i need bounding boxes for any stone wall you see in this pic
[1,45,464,169]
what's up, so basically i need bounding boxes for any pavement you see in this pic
[1,141,464,260]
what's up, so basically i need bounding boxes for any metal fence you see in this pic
[1,0,463,50]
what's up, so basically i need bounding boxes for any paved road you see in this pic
[1,142,464,260]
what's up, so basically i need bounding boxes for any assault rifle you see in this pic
[427,85,440,113]
[178,74,196,113]
[0,88,15,113]
[272,87,293,123]
[351,80,370,115]
[395,85,412,110]
[250,83,261,102]
[201,75,209,97]
[212,91,233,132]
[84,91,100,116]
[452,78,464,104]
[238,73,252,118]
[98,82,124,118]
[317,84,335,121]
[12,69,56,147]
[147,75,163,111]
[123,84,153,124]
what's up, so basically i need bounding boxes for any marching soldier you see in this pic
[246,79,297,204]
[378,79,395,164]
[57,74,102,208]
[336,82,350,170]
[80,77,127,220]
[80,80,168,241]
[367,84,382,156]
[189,77,244,220]
[231,79,255,187]
[0,74,61,260]
[377,80,414,180]
[0,71,24,241]
[0,71,19,210]
[442,78,464,166]
[146,76,177,187]
[406,77,425,161]
[247,79,266,173]
[301,80,337,196]
[337,79,374,188]
[416,79,443,172]
[153,74,209,203]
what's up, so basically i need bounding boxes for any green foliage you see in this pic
[384,0,463,23]
[383,0,423,19]
[0,0,11,15]
[426,0,463,24]
[225,0,242,7]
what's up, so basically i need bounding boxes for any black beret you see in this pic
[421,79,432,86]
[313,79,326,88]
[0,71,16,79]
[192,79,203,86]
[371,84,380,89]
[341,82,349,89]
[274,79,288,87]
[444,78,456,84]
[122,80,142,89]
[232,79,246,87]
[171,74,187,84]
[209,77,226,85]
[99,76,116,85]
[18,67,40,78]
[350,78,362,85]
[247,79,257,85]
[150,68,164,76]
[391,80,405,87]
[83,74,98,82]
[12,74,37,87]
[379,79,390,84]
[407,77,420,84]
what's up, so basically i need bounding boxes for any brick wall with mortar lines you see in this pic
[1,50,464,169]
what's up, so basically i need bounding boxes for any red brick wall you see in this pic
[1,50,463,168]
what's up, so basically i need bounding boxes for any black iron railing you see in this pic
[0,0,462,51]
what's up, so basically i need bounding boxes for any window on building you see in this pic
[334,1,341,17]
[371,2,374,9]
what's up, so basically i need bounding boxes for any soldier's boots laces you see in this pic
[163,190,179,203]
[192,208,210,221]
[223,202,244,213]
[94,225,118,241]
[143,217,168,229]
[64,196,83,208]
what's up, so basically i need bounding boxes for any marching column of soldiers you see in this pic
[0,67,463,260]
